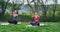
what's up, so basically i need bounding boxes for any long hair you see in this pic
[16,11,18,14]
[15,10,18,14]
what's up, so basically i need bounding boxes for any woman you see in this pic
[11,10,18,21]
[31,12,40,26]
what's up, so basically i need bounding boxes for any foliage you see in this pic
[0,13,12,21]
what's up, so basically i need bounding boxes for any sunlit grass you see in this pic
[0,22,60,32]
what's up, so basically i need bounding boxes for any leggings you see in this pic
[31,22,40,26]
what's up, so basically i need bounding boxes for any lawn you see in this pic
[0,22,60,32]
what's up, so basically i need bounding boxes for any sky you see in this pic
[9,0,60,4]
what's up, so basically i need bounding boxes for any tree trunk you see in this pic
[52,0,57,21]
[40,0,47,17]
[1,0,9,21]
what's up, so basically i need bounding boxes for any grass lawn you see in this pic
[0,22,60,32]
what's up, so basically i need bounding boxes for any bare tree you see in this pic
[39,0,48,17]
[27,0,34,12]
[26,0,48,15]
[52,0,57,19]
[10,0,23,13]
[26,0,40,12]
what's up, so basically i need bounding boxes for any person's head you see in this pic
[34,12,38,15]
[14,10,18,14]
[15,10,17,12]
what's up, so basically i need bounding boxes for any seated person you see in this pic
[8,18,17,24]
[31,12,40,26]
[11,10,18,21]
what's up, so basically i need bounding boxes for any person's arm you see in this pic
[11,12,15,16]
[38,15,40,19]
[38,15,40,18]
[38,15,40,17]
[32,15,34,18]
[10,14,12,16]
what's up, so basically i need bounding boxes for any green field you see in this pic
[0,22,60,32]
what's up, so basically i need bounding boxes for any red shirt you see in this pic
[33,15,40,22]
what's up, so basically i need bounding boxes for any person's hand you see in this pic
[32,16,33,17]
[10,14,12,16]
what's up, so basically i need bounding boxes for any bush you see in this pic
[19,14,33,21]
[0,13,12,22]
[19,14,60,22]
[0,13,60,22]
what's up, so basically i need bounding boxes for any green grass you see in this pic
[0,22,60,32]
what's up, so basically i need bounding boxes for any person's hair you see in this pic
[35,11,38,13]
[16,11,18,14]
[14,10,18,14]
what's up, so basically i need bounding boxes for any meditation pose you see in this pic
[31,12,40,26]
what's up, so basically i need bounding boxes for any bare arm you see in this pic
[38,15,40,18]
[32,15,34,17]
[10,14,13,16]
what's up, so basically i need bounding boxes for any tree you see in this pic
[40,0,48,17]
[52,0,57,19]
[26,0,34,12]
[27,0,48,14]
[26,0,40,12]
[1,0,9,14]
[6,0,23,13]
[0,0,9,21]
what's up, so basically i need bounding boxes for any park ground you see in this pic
[0,22,60,32]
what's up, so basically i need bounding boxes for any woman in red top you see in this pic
[32,12,40,26]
